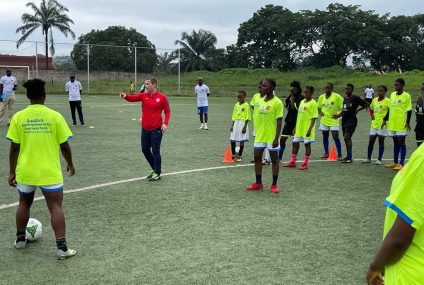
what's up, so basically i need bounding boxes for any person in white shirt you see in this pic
[65,74,84,126]
[364,84,374,104]
[0,70,18,125]
[195,77,210,130]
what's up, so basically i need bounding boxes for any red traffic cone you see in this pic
[223,145,234,163]
[328,144,337,161]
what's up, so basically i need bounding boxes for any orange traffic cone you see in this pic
[223,145,234,163]
[328,144,337,161]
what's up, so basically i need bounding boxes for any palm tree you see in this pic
[155,52,176,74]
[174,29,217,71]
[16,0,75,70]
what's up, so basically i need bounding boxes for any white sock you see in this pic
[204,123,208,127]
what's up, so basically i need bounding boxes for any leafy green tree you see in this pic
[174,29,221,71]
[235,5,298,70]
[16,0,75,70]
[71,26,157,72]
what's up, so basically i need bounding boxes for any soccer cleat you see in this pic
[234,156,242,162]
[198,125,204,130]
[81,123,85,126]
[246,183,263,191]
[337,156,345,161]
[341,158,353,163]
[148,172,161,181]
[361,159,371,163]
[72,123,77,126]
[320,153,329,159]
[374,160,382,165]
[204,126,209,130]
[146,171,155,179]
[14,239,27,249]
[384,162,397,168]
[270,185,280,193]
[393,164,403,171]
[250,159,255,163]
[299,163,308,170]
[57,248,77,260]
[283,161,296,168]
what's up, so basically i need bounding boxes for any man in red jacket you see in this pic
[120,78,170,181]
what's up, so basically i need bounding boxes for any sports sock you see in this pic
[367,146,373,160]
[231,141,236,155]
[346,151,352,160]
[255,175,262,184]
[400,145,406,165]
[393,144,400,164]
[290,153,297,163]
[323,137,329,154]
[272,175,278,186]
[303,155,311,165]
[264,149,270,160]
[334,138,342,157]
[238,145,244,156]
[204,123,208,128]
[279,143,285,160]
[56,238,68,252]
[378,145,384,161]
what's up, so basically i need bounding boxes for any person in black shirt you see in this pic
[333,84,368,163]
[279,81,304,161]
[415,83,424,147]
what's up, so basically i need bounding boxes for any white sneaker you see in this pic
[204,125,209,130]
[198,125,204,129]
[57,248,77,260]
[361,159,371,163]
[14,240,27,249]
[374,160,382,165]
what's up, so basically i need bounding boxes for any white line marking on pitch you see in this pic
[0,158,404,211]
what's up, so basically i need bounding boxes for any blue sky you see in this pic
[0,0,422,56]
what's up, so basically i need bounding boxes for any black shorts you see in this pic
[342,125,357,136]
[282,122,296,136]
[416,131,424,142]
[365,98,373,104]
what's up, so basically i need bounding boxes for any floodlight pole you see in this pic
[87,44,90,95]
[134,46,137,89]
[178,48,181,95]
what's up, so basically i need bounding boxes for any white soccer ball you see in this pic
[26,218,42,241]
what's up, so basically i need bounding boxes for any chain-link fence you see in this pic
[0,39,181,95]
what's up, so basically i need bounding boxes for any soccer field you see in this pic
[0,94,417,284]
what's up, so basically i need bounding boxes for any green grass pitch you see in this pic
[0,94,417,284]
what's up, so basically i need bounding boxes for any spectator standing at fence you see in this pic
[0,69,18,126]
[65,74,84,126]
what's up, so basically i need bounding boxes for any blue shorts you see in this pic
[197,106,208,115]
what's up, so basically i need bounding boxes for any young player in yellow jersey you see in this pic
[250,80,271,165]
[317,83,344,159]
[362,86,390,165]
[367,143,424,285]
[6,78,76,259]
[246,79,283,193]
[230,90,251,162]
[283,86,318,170]
[383,78,412,171]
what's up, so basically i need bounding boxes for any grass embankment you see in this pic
[28,67,424,98]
